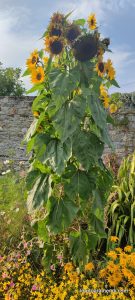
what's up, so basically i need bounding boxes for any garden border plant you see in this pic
[23,11,120,270]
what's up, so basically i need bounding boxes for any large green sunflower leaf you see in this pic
[49,66,80,98]
[73,129,104,170]
[52,96,86,142]
[64,169,96,200]
[46,196,78,234]
[39,138,72,175]
[27,173,52,212]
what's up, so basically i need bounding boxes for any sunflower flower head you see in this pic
[26,50,39,70]
[72,34,98,62]
[31,66,45,84]
[96,61,105,77]
[66,24,81,43]
[45,35,64,55]
[48,12,66,37]
[105,59,116,80]
[87,14,97,30]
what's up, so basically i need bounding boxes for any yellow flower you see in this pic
[96,61,105,77]
[105,59,115,80]
[107,272,122,287]
[64,262,74,272]
[99,268,107,278]
[122,267,133,279]
[97,48,104,61]
[26,49,39,70]
[45,35,64,55]
[103,96,110,108]
[33,111,40,117]
[87,14,97,30]
[115,247,123,253]
[109,103,118,114]
[85,262,94,271]
[124,245,132,253]
[110,236,119,243]
[100,84,108,98]
[107,251,117,260]
[43,56,49,65]
[31,66,45,84]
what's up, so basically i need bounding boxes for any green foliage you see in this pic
[0,171,30,253]
[107,152,135,246]
[0,62,25,97]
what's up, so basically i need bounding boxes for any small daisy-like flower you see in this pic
[96,61,105,77]
[124,245,133,253]
[26,50,39,70]
[87,14,97,30]
[45,36,64,55]
[85,262,94,271]
[31,67,45,84]
[107,251,117,260]
[105,59,116,80]
[110,236,119,243]
[64,262,74,272]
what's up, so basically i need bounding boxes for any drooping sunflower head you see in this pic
[45,36,64,55]
[72,34,98,62]
[26,49,39,70]
[87,13,97,30]
[65,24,81,43]
[31,66,45,84]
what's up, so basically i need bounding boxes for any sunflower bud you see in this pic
[102,38,110,48]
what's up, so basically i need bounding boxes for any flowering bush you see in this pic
[0,237,135,299]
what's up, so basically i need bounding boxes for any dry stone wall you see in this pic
[0,94,135,169]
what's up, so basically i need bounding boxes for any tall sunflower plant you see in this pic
[23,11,119,270]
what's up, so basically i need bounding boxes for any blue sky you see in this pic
[0,0,135,93]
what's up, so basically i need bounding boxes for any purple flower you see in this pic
[50,264,55,271]
[10,281,15,288]
[57,255,63,260]
[32,285,37,291]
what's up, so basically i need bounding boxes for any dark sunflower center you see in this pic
[51,28,62,37]
[36,73,42,80]
[51,40,63,55]
[73,35,98,62]
[91,19,94,25]
[66,28,80,42]
[32,56,37,64]
[98,62,104,73]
